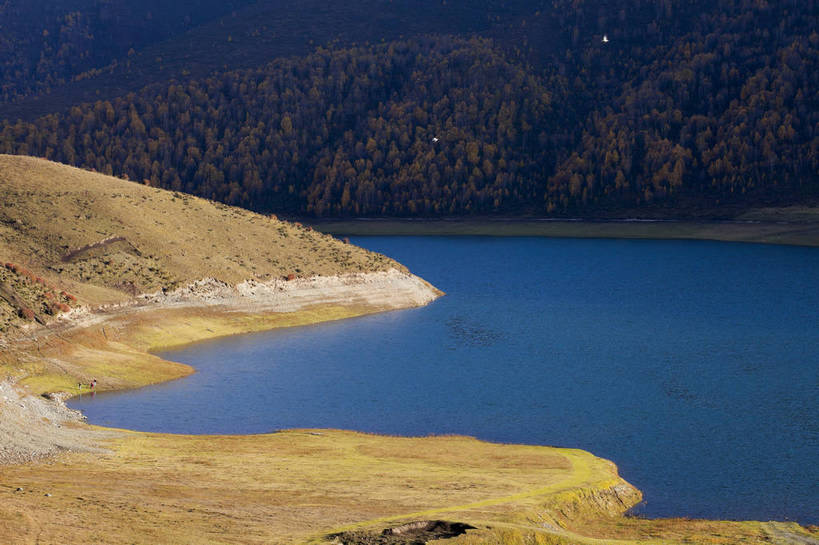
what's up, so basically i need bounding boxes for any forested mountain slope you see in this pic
[0,0,254,105]
[0,0,549,121]
[0,0,816,217]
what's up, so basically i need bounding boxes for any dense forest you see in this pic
[0,0,550,120]
[0,0,254,104]
[0,0,816,217]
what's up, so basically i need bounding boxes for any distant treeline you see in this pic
[0,0,817,216]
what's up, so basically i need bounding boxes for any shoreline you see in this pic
[1,269,442,462]
[307,217,819,247]
[0,268,645,543]
[2,269,441,396]
[2,269,818,543]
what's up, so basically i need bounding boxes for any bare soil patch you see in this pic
[332,520,476,544]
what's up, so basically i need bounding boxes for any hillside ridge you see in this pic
[0,154,410,334]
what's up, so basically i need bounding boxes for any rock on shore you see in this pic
[0,381,113,464]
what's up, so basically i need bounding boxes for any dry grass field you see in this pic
[1,429,815,545]
[0,431,633,544]
[0,154,430,398]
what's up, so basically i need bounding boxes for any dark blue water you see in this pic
[70,237,819,523]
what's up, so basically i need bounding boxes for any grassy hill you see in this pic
[0,154,398,332]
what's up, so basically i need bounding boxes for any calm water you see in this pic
[70,237,819,523]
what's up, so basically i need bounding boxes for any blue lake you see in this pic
[70,237,819,523]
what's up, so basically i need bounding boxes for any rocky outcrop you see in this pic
[535,480,643,529]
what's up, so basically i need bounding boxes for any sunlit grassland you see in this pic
[0,155,399,311]
[0,429,636,544]
[2,429,813,544]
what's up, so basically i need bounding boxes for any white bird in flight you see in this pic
[602,35,609,43]
[432,137,439,143]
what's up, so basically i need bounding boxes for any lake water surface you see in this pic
[70,237,819,523]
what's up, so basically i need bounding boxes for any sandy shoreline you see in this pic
[138,268,442,313]
[0,269,442,463]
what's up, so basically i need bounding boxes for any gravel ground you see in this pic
[0,381,115,464]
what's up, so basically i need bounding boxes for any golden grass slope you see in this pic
[0,154,399,314]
